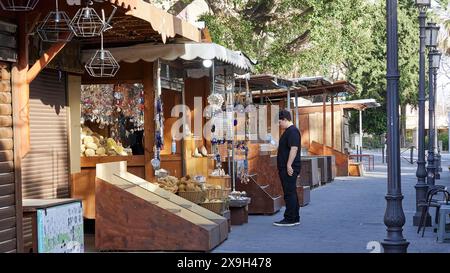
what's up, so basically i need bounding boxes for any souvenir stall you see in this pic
[72,60,187,219]
[0,0,203,253]
[237,76,358,214]
[88,43,254,224]
[72,42,255,251]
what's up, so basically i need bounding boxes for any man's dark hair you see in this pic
[279,109,292,121]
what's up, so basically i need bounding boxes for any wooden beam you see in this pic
[13,15,30,159]
[11,14,28,253]
[331,94,335,149]
[202,27,213,43]
[322,93,326,154]
[27,42,67,84]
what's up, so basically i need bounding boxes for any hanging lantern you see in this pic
[85,49,119,77]
[0,0,39,11]
[84,9,119,77]
[37,0,74,42]
[71,1,106,37]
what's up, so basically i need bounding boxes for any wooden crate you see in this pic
[298,158,320,187]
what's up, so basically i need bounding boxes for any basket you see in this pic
[177,191,206,204]
[205,188,231,200]
[200,201,227,214]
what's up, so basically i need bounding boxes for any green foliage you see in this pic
[439,131,449,151]
[202,0,420,136]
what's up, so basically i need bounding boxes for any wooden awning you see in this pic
[67,0,202,43]
[298,99,380,114]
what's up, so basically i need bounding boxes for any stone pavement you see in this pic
[213,153,450,253]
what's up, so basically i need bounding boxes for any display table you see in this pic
[72,154,181,219]
[23,198,83,253]
[229,198,251,225]
[95,161,228,252]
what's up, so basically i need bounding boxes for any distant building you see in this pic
[405,55,450,151]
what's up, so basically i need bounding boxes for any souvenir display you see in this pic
[80,125,130,156]
[80,83,144,156]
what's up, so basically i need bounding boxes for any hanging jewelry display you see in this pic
[152,59,164,172]
[81,84,115,127]
[0,0,39,11]
[37,0,74,42]
[85,9,119,77]
[71,0,113,37]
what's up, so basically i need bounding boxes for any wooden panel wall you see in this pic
[0,62,18,253]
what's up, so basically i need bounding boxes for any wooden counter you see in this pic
[71,154,182,219]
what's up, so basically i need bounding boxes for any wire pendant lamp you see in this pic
[37,0,74,42]
[71,0,107,37]
[0,0,39,11]
[85,10,119,77]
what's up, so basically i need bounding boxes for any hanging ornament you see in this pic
[85,9,119,77]
[0,0,39,11]
[234,103,245,113]
[71,1,111,38]
[37,0,74,42]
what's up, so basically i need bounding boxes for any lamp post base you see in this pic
[381,240,410,253]
[413,213,431,227]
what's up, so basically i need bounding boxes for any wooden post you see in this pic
[295,90,299,128]
[331,94,335,149]
[143,62,155,181]
[322,92,326,154]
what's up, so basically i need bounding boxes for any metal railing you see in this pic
[400,146,416,164]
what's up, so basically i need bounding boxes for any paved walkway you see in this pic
[213,154,450,253]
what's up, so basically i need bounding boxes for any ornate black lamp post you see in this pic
[425,22,440,187]
[432,49,442,177]
[413,0,431,227]
[382,0,409,253]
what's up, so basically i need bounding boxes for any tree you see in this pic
[347,0,419,142]
[202,0,420,138]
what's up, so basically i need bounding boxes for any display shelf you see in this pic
[95,161,228,251]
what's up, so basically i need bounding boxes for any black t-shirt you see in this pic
[277,125,301,172]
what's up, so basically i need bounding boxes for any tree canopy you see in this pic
[201,0,420,136]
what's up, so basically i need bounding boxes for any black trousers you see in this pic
[278,169,300,222]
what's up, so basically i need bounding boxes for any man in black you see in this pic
[274,109,301,226]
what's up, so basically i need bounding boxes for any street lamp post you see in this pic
[382,0,409,253]
[432,50,442,178]
[426,22,440,187]
[413,0,430,227]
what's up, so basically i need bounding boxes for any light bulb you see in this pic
[202,59,213,68]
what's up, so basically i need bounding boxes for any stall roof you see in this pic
[298,99,380,114]
[247,77,356,99]
[238,75,355,97]
[294,76,333,88]
[0,0,202,44]
[82,42,254,73]
[70,0,202,43]
[237,74,299,91]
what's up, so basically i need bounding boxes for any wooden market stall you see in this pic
[72,43,253,223]
[0,0,203,252]
[229,75,358,213]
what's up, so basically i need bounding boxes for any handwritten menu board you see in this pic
[36,202,84,253]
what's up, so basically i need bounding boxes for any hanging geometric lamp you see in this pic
[37,0,74,42]
[84,10,119,77]
[0,0,39,11]
[71,0,105,37]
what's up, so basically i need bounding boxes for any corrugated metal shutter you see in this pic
[0,62,17,253]
[22,69,69,252]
